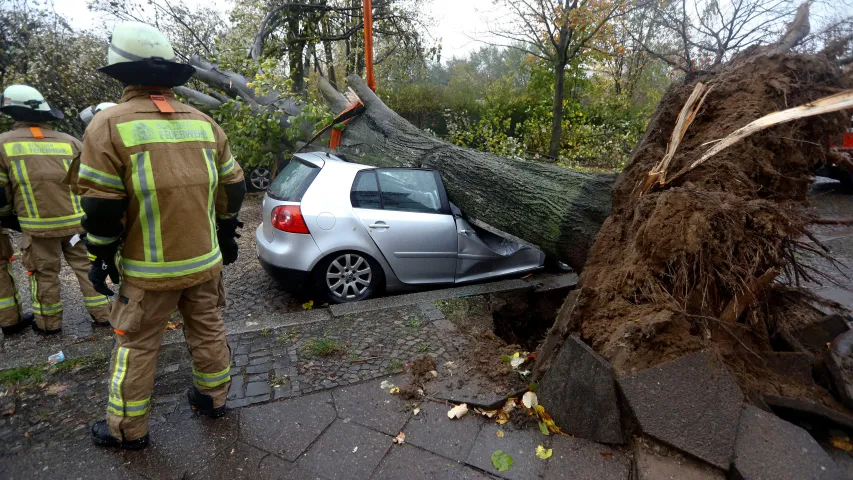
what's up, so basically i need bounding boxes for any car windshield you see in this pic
[267,157,320,201]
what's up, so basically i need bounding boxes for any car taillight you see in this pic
[271,205,310,234]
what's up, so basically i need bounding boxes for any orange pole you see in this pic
[363,0,376,91]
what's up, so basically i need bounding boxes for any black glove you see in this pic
[0,216,21,232]
[84,235,120,297]
[217,216,243,266]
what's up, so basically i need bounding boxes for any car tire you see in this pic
[313,251,384,304]
[247,165,273,192]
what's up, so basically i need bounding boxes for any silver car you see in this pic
[255,152,545,303]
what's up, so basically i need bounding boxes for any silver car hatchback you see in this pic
[255,152,545,303]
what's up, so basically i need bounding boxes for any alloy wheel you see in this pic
[249,166,272,190]
[326,253,372,300]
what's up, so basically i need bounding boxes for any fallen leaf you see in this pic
[430,370,438,377]
[509,357,525,369]
[496,414,509,425]
[496,429,505,438]
[831,438,853,452]
[447,403,469,419]
[380,380,396,390]
[302,300,314,310]
[536,445,553,460]
[475,408,498,418]
[393,432,406,444]
[601,452,614,457]
[502,398,516,413]
[246,321,258,327]
[413,407,421,416]
[522,391,538,409]
[538,421,550,436]
[389,387,400,394]
[3,407,14,416]
[501,355,512,363]
[352,446,358,453]
[491,450,513,472]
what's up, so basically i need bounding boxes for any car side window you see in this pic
[351,171,382,209]
[377,170,442,214]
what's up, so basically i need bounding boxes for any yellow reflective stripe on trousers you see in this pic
[62,159,82,214]
[107,347,150,417]
[122,248,222,279]
[0,171,8,185]
[19,213,84,229]
[29,274,62,315]
[193,365,231,388]
[116,120,214,148]
[78,164,125,191]
[87,233,120,245]
[130,152,163,263]
[0,205,11,215]
[11,159,38,217]
[83,295,110,307]
[203,149,219,250]
[107,397,150,417]
[3,142,73,157]
[0,295,17,309]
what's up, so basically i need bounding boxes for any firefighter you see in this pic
[79,102,118,126]
[0,85,112,335]
[78,21,246,449]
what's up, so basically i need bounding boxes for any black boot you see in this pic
[90,315,110,327]
[91,420,149,450]
[1,312,33,336]
[31,322,61,335]
[187,386,228,418]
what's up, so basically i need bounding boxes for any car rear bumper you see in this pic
[258,257,311,290]
[255,224,322,289]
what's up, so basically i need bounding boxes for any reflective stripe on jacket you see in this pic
[0,123,84,238]
[76,86,244,291]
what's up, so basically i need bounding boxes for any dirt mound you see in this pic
[572,53,852,406]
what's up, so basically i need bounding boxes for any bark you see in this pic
[319,74,616,271]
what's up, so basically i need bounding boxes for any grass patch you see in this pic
[50,353,109,374]
[305,337,346,357]
[388,359,404,372]
[406,317,423,329]
[260,328,271,337]
[0,365,45,386]
[418,344,431,352]
[434,298,470,316]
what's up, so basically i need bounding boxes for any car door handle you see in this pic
[369,222,390,229]
[459,229,474,235]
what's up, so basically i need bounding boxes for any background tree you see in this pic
[0,0,123,136]
[487,0,634,158]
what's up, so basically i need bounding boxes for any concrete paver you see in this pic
[372,444,492,480]
[186,441,290,479]
[240,391,337,461]
[544,435,631,480]
[403,399,484,462]
[332,375,411,436]
[465,422,548,480]
[297,419,392,480]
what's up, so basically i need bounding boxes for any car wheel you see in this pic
[314,252,383,304]
[247,166,272,192]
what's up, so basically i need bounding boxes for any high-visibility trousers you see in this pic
[106,275,230,441]
[0,233,23,328]
[21,233,111,331]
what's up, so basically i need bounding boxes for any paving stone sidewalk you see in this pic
[0,299,624,480]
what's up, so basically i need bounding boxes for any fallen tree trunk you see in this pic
[317,75,616,270]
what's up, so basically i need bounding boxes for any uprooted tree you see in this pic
[180,3,853,408]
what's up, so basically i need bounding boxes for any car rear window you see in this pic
[267,158,320,201]
[351,171,382,209]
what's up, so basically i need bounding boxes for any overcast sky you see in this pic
[52,0,503,60]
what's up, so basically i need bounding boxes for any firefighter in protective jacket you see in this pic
[0,84,111,335]
[79,22,246,449]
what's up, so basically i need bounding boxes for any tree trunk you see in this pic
[319,75,615,271]
[549,54,567,158]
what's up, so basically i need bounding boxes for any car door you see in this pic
[351,169,457,284]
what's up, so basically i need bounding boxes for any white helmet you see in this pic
[79,102,118,126]
[0,84,64,122]
[98,21,195,87]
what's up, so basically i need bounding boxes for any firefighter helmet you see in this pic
[0,84,64,122]
[98,21,195,87]
[79,102,118,125]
